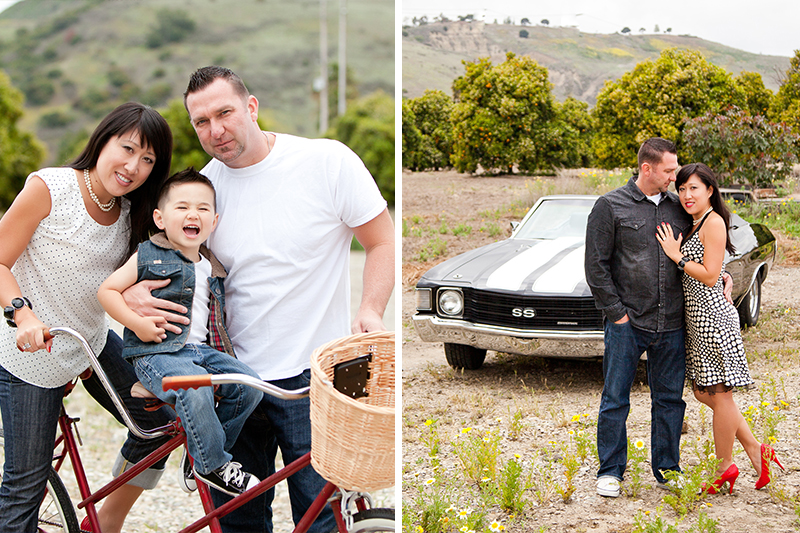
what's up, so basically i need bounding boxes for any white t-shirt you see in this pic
[187,255,212,345]
[0,168,130,388]
[204,133,387,380]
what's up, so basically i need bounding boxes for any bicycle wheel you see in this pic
[0,427,80,533]
[348,508,395,533]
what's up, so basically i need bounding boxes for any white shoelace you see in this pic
[220,461,247,487]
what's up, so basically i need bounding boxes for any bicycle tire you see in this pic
[348,508,395,533]
[0,427,80,533]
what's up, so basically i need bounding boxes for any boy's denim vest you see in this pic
[122,233,235,360]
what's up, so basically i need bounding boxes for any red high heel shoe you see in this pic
[755,443,785,490]
[703,463,739,494]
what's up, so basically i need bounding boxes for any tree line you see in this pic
[403,48,800,189]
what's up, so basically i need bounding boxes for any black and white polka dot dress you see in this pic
[681,213,753,388]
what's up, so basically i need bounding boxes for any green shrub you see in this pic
[0,71,46,208]
[326,91,394,205]
[683,106,800,188]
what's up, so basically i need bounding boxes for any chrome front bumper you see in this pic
[412,314,605,358]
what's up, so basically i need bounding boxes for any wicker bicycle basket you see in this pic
[309,331,395,492]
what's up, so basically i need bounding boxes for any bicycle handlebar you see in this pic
[163,373,310,401]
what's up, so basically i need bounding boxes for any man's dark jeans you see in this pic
[597,320,686,483]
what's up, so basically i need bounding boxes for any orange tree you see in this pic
[402,89,454,171]
[592,48,746,169]
[770,50,800,135]
[450,52,578,174]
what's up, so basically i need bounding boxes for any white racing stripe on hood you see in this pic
[486,237,582,291]
[532,245,585,293]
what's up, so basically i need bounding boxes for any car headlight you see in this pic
[437,288,464,317]
[415,288,432,311]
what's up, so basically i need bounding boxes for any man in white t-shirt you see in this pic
[126,66,394,532]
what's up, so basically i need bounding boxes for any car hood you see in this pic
[420,236,591,296]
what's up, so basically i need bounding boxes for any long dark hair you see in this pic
[69,102,173,260]
[676,163,735,254]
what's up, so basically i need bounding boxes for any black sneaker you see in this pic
[179,447,197,493]
[195,461,259,496]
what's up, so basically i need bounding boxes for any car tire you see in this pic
[444,343,487,370]
[738,273,762,328]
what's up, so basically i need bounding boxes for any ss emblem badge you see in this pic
[512,307,536,318]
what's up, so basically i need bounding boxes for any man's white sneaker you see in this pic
[596,475,621,497]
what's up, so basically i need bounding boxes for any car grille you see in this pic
[462,288,603,331]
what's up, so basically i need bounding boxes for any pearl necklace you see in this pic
[692,206,713,226]
[84,168,115,212]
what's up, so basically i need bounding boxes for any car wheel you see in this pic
[738,273,762,328]
[444,343,487,370]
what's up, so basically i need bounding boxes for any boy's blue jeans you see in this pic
[597,320,686,484]
[133,344,263,475]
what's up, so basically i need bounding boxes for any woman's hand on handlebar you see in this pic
[15,310,52,352]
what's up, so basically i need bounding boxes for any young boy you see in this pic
[98,168,263,496]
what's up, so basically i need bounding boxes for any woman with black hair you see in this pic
[657,162,783,494]
[0,102,175,533]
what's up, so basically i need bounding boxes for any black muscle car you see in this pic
[413,195,777,370]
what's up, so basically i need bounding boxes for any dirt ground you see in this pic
[401,170,800,532]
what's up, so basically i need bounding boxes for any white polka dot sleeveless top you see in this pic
[0,168,131,388]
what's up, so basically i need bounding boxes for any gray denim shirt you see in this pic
[584,176,691,333]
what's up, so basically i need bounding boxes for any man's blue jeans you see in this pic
[133,344,263,475]
[0,330,174,533]
[597,320,686,484]
[211,369,335,533]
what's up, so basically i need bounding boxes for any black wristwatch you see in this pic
[677,257,690,271]
[4,297,32,328]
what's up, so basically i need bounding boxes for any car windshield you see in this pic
[513,198,595,240]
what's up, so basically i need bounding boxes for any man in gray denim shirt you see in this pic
[585,138,691,498]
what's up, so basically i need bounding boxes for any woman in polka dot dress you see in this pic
[0,103,175,533]
[657,162,783,494]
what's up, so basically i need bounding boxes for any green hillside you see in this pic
[0,0,394,165]
[403,21,789,104]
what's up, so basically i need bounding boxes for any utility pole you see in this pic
[338,0,347,116]
[319,0,328,134]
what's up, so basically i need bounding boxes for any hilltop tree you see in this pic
[591,48,746,168]
[146,9,196,48]
[521,18,530,25]
[0,70,46,209]
[450,53,580,174]
[541,19,549,26]
[770,50,800,134]
[402,90,454,171]
[621,27,631,34]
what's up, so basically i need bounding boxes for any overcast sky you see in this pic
[402,0,800,58]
